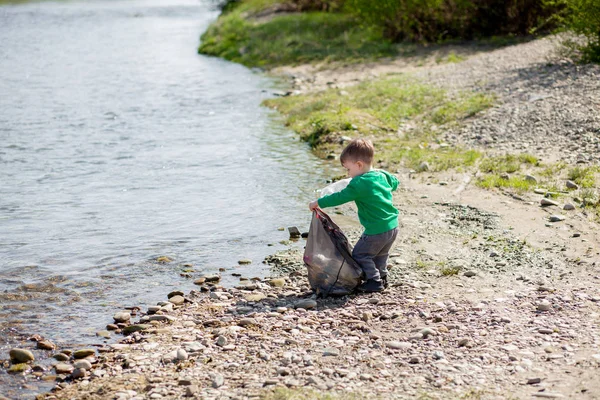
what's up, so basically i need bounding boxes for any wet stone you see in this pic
[55,363,74,374]
[113,312,131,323]
[36,340,55,350]
[169,295,185,305]
[73,360,92,370]
[294,299,317,309]
[9,349,34,363]
[53,353,70,362]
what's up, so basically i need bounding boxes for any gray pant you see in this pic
[352,228,398,281]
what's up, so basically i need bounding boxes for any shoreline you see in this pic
[5,2,600,400]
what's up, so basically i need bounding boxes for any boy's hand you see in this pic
[308,200,319,211]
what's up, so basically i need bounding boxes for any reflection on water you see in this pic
[0,0,340,397]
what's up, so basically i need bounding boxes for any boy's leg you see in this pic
[352,235,381,281]
[373,228,399,281]
[353,229,398,282]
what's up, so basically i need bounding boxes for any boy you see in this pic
[309,138,399,293]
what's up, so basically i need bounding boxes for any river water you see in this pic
[0,0,337,396]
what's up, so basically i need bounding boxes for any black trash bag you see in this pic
[303,209,363,296]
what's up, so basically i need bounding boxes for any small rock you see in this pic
[54,363,74,374]
[464,271,476,277]
[244,293,266,302]
[294,299,317,309]
[169,295,185,305]
[73,349,96,359]
[211,374,224,388]
[268,278,286,288]
[9,349,34,363]
[156,256,173,263]
[216,336,228,347]
[122,324,148,335]
[113,312,131,323]
[566,180,579,189]
[527,377,542,384]
[541,198,559,207]
[323,348,340,357]
[238,259,252,265]
[36,340,55,350]
[525,175,538,183]
[408,356,421,364]
[176,348,188,361]
[8,363,30,373]
[71,368,86,379]
[433,351,445,360]
[167,290,184,299]
[563,203,575,210]
[458,338,470,347]
[288,227,301,239]
[96,331,110,339]
[537,301,552,312]
[549,215,565,222]
[73,360,92,370]
[238,318,256,327]
[185,386,198,397]
[53,353,70,362]
[418,161,429,172]
[193,277,206,285]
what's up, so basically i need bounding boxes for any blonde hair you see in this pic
[340,138,374,165]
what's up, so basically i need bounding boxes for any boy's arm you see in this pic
[318,182,360,208]
[381,170,399,191]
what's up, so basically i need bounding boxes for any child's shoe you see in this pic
[381,275,389,289]
[358,279,384,293]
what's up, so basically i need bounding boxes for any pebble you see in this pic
[527,377,542,384]
[71,368,87,379]
[96,330,111,339]
[54,363,74,374]
[537,301,552,312]
[563,203,575,210]
[464,271,476,277]
[73,360,92,370]
[36,340,55,350]
[185,386,198,397]
[294,299,317,309]
[169,295,185,305]
[566,180,579,189]
[176,348,188,361]
[525,175,538,183]
[549,215,565,222]
[211,374,224,388]
[238,259,252,265]
[53,353,70,362]
[217,336,228,347]
[323,348,340,357]
[458,338,470,347]
[541,198,559,206]
[9,348,34,363]
[113,312,131,323]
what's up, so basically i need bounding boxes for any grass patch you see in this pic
[436,51,466,64]
[478,153,538,173]
[199,0,398,69]
[476,174,536,193]
[261,388,365,400]
[440,265,461,276]
[264,74,493,171]
[567,166,598,188]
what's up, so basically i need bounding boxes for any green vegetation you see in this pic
[199,0,398,68]
[264,74,493,170]
[478,153,539,173]
[440,265,461,276]
[567,166,598,188]
[559,0,600,62]
[476,174,536,193]
[344,0,563,42]
[261,388,365,400]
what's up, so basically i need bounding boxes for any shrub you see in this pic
[344,0,564,42]
[564,0,600,62]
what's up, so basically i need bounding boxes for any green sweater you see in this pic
[318,170,399,235]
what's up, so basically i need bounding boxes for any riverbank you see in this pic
[30,175,600,400]
[5,1,600,399]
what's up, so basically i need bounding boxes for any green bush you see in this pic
[564,0,600,62]
[344,0,564,42]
